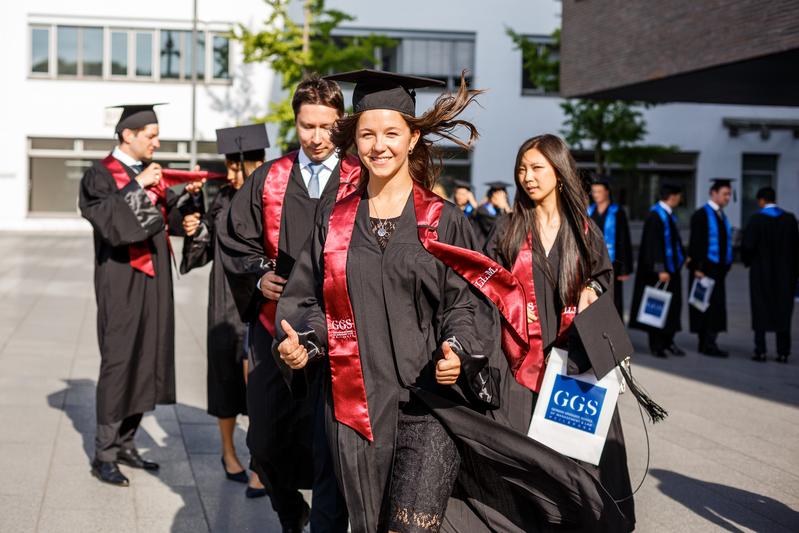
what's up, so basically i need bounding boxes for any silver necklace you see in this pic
[369,197,389,237]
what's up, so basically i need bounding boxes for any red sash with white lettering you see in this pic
[258,152,361,337]
[101,155,225,277]
[510,234,576,391]
[322,183,529,441]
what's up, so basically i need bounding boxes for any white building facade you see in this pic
[2,0,797,230]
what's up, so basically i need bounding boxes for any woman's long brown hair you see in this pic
[330,72,483,189]
[498,134,602,306]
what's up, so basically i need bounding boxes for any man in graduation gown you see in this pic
[687,178,734,357]
[218,77,355,532]
[79,104,175,486]
[475,181,512,243]
[452,179,480,235]
[589,175,634,317]
[742,187,799,363]
[179,124,269,496]
[630,183,687,358]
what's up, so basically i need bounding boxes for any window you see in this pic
[160,30,182,79]
[161,30,213,80]
[82,27,103,76]
[136,32,153,77]
[212,35,230,79]
[110,31,128,76]
[519,35,559,95]
[741,154,778,224]
[397,38,474,89]
[55,26,103,77]
[31,27,50,74]
[57,26,78,75]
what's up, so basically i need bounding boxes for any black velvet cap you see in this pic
[215,124,270,158]
[485,181,512,191]
[324,69,445,116]
[453,179,472,191]
[709,178,735,188]
[110,104,165,133]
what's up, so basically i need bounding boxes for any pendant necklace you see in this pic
[370,197,388,237]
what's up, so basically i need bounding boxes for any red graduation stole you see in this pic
[509,234,576,391]
[257,151,362,337]
[102,154,225,277]
[323,183,532,441]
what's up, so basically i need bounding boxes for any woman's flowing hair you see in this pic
[498,134,602,306]
[330,72,484,190]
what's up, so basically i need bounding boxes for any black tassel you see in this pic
[618,363,668,423]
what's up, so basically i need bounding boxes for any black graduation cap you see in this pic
[452,179,472,191]
[324,69,446,116]
[573,291,633,379]
[590,173,612,188]
[659,182,683,196]
[215,124,270,160]
[485,181,511,192]
[709,178,735,188]
[110,104,165,133]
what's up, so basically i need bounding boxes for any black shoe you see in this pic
[751,353,767,362]
[652,349,668,358]
[281,501,310,533]
[91,459,129,487]
[776,354,789,363]
[221,457,248,483]
[117,448,159,471]
[245,485,268,499]
[666,344,686,356]
[702,345,729,358]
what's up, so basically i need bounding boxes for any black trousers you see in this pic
[697,330,719,349]
[755,330,791,357]
[95,413,143,462]
[648,329,676,353]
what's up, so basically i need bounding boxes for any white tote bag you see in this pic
[636,281,672,329]
[688,276,715,312]
[528,348,622,465]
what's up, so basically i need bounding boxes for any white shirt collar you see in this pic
[764,203,778,209]
[298,148,339,171]
[658,200,673,215]
[112,146,142,168]
[707,199,721,211]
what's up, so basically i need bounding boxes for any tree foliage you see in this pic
[232,0,394,148]
[508,27,674,175]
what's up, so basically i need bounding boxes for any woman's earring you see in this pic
[409,145,414,153]
[558,181,564,192]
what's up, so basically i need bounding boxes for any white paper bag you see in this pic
[688,276,715,312]
[527,348,622,465]
[636,281,672,329]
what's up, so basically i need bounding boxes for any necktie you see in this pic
[130,163,144,174]
[308,163,322,199]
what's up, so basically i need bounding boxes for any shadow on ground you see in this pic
[650,468,799,532]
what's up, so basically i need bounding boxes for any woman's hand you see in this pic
[578,286,599,313]
[185,178,205,195]
[527,303,538,323]
[278,320,308,370]
[436,341,461,386]
[182,213,201,236]
[259,272,287,301]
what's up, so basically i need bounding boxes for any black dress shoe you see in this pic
[222,456,248,483]
[245,485,268,499]
[281,501,310,532]
[91,459,129,487]
[117,448,159,471]
[776,354,789,363]
[666,344,686,356]
[652,349,668,358]
[752,353,767,362]
[702,345,729,358]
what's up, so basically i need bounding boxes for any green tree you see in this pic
[233,0,394,149]
[507,28,673,176]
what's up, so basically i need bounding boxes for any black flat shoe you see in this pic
[117,448,159,471]
[702,346,729,358]
[91,459,129,487]
[222,456,248,483]
[751,353,767,362]
[776,354,789,363]
[652,349,668,358]
[667,344,686,356]
[245,485,268,499]
[280,501,310,532]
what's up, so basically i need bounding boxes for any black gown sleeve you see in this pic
[687,209,709,273]
[79,165,164,247]
[639,213,667,274]
[217,167,272,322]
[616,208,634,276]
[180,192,215,275]
[741,215,759,267]
[482,214,511,267]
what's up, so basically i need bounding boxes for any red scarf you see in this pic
[257,151,361,337]
[322,183,531,441]
[508,234,576,391]
[101,155,224,276]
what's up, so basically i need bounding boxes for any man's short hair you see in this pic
[117,127,144,144]
[291,75,345,118]
[756,186,776,203]
[225,150,266,163]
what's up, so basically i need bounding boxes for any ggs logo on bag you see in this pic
[545,375,607,434]
[644,297,665,317]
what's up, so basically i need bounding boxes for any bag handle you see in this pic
[654,280,670,291]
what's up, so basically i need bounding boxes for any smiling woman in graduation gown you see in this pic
[276,72,632,533]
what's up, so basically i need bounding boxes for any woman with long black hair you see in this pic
[484,134,637,529]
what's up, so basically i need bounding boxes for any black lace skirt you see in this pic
[387,400,461,533]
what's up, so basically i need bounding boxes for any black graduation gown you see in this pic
[590,206,634,315]
[484,215,636,530]
[180,186,247,418]
[687,206,731,334]
[78,160,176,425]
[217,157,345,489]
[629,209,684,333]
[278,196,631,533]
[475,203,500,245]
[741,210,799,332]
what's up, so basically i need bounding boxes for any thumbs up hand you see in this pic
[435,341,461,385]
[278,319,308,370]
